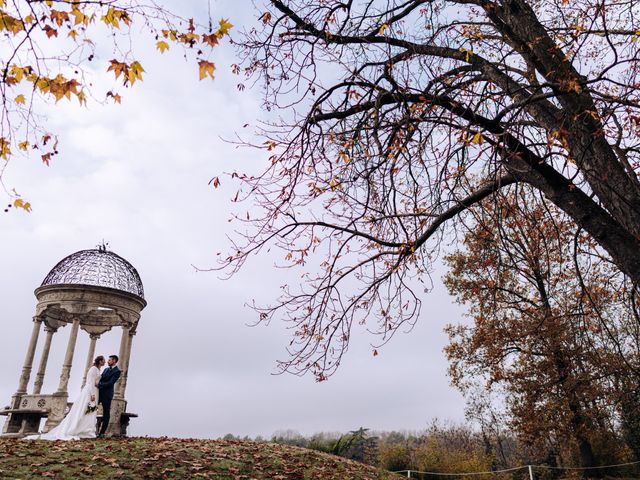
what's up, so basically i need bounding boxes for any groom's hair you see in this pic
[109,355,119,363]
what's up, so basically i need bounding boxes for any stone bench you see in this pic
[96,412,138,437]
[0,408,48,435]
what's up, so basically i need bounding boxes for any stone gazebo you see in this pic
[1,246,146,437]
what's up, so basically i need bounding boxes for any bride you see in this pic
[26,355,105,440]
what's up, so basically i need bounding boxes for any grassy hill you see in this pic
[0,437,398,479]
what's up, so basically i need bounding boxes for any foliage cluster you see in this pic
[444,187,640,477]
[0,0,231,207]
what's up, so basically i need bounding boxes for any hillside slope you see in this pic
[0,437,397,479]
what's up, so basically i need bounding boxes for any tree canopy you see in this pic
[224,0,640,379]
[444,187,640,470]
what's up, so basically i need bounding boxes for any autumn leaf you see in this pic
[0,137,10,159]
[15,94,25,104]
[70,7,86,26]
[41,152,51,165]
[0,11,23,34]
[18,140,29,151]
[127,61,144,85]
[202,33,219,47]
[209,176,220,188]
[50,10,69,27]
[13,198,31,212]
[107,91,122,104]
[198,60,215,80]
[101,7,130,28]
[107,60,127,80]
[10,64,29,83]
[260,12,272,24]
[156,40,169,53]
[471,132,484,144]
[44,25,57,38]
[216,18,233,36]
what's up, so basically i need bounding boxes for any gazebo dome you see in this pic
[41,247,144,299]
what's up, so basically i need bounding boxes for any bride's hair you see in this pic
[93,355,105,367]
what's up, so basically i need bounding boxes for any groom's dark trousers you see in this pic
[98,366,121,436]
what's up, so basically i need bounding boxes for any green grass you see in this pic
[0,437,398,479]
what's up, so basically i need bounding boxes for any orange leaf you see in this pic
[198,60,215,81]
[44,25,58,38]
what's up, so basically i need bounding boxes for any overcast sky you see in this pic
[0,0,468,439]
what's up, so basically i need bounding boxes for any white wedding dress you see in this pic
[26,366,100,440]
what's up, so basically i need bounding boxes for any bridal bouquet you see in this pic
[85,401,97,415]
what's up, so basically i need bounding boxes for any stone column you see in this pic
[57,318,80,394]
[16,317,43,394]
[117,330,135,399]
[115,326,131,399]
[81,334,100,388]
[33,326,56,394]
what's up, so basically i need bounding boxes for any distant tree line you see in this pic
[220,420,640,479]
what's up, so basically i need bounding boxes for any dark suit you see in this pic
[98,366,120,435]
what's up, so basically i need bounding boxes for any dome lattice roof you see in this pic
[41,248,144,299]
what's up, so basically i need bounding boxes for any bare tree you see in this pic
[225,0,640,379]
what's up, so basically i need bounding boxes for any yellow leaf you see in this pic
[127,61,144,85]
[101,7,128,28]
[0,11,23,34]
[459,47,472,62]
[198,60,215,80]
[10,64,28,82]
[260,12,272,24]
[68,29,77,40]
[0,137,10,159]
[18,140,29,151]
[471,132,484,144]
[156,40,169,53]
[15,94,25,104]
[14,199,32,212]
[217,18,233,36]
[24,14,34,24]
[71,7,86,26]
[379,23,388,35]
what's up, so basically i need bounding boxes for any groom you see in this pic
[97,354,121,437]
